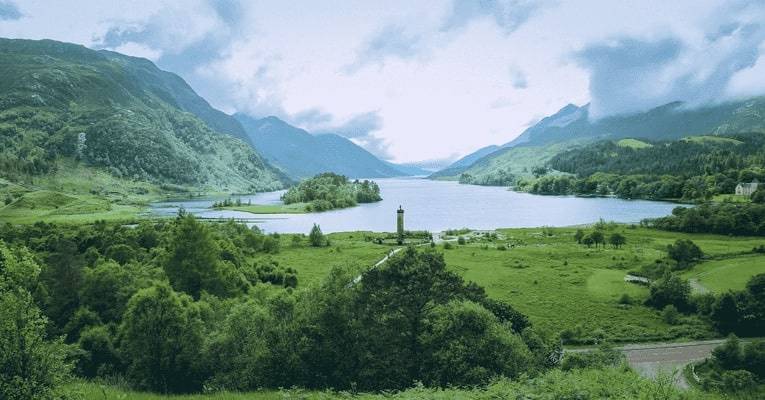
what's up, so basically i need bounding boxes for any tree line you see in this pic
[0,216,558,397]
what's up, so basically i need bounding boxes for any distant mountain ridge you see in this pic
[432,97,765,182]
[235,114,417,179]
[0,38,288,192]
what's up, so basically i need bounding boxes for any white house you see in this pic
[735,182,759,197]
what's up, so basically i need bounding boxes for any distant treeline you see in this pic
[521,133,765,201]
[646,203,765,236]
[281,172,382,211]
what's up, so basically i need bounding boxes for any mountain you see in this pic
[234,114,411,179]
[430,145,499,178]
[383,162,430,176]
[431,97,765,185]
[0,38,287,192]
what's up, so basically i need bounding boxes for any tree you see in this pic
[119,284,205,393]
[713,335,743,371]
[666,239,703,265]
[205,300,273,391]
[574,229,584,244]
[645,272,691,310]
[608,232,626,248]
[582,235,594,248]
[164,214,238,299]
[0,241,71,400]
[711,292,740,334]
[661,304,680,325]
[419,300,532,386]
[309,224,325,247]
[590,230,605,248]
[79,260,136,322]
[0,291,72,400]
[751,188,765,204]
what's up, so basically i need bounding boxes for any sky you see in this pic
[2,1,765,164]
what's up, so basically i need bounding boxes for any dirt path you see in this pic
[689,278,709,294]
[619,340,725,388]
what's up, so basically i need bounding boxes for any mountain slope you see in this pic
[235,114,408,179]
[0,38,286,192]
[433,98,765,185]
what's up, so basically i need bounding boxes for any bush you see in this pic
[457,236,466,245]
[661,304,680,325]
[309,224,325,247]
[645,272,691,311]
[119,284,205,393]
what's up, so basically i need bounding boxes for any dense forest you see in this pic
[0,215,555,397]
[281,173,382,211]
[522,134,765,201]
[0,38,287,192]
[647,203,765,236]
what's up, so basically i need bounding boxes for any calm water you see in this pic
[149,178,679,233]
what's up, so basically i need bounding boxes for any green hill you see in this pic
[0,38,287,193]
[433,98,765,185]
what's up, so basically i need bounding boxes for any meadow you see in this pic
[252,226,764,343]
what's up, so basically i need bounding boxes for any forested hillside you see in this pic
[235,114,407,179]
[0,38,287,192]
[432,98,765,186]
[523,133,765,201]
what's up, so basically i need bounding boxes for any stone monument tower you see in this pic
[397,205,404,243]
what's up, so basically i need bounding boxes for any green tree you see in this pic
[205,300,273,391]
[309,224,325,247]
[608,232,626,248]
[119,284,205,393]
[711,292,740,334]
[582,235,594,248]
[164,214,237,298]
[79,260,136,322]
[420,300,532,386]
[661,304,680,325]
[574,229,584,244]
[713,335,743,371]
[667,239,703,265]
[645,272,691,310]
[0,241,71,400]
[590,230,605,248]
[77,325,120,378]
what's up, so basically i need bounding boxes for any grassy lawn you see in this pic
[617,138,653,149]
[712,194,750,203]
[439,227,763,342]
[682,254,765,293]
[253,232,393,287]
[247,226,763,342]
[222,202,309,214]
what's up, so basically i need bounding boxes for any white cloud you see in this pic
[2,0,765,162]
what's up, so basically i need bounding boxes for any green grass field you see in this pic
[712,194,751,203]
[222,202,309,214]
[240,227,764,343]
[682,254,765,293]
[617,138,653,149]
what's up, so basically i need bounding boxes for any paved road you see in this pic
[619,340,726,388]
[567,339,730,388]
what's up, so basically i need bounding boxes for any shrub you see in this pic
[661,304,680,325]
[309,224,325,247]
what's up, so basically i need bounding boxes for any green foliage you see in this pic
[650,203,765,236]
[164,214,243,299]
[119,284,205,393]
[419,300,533,386]
[608,232,627,248]
[0,38,286,192]
[542,133,765,201]
[661,304,681,325]
[709,274,765,336]
[282,173,382,211]
[667,239,704,267]
[560,343,624,371]
[645,272,691,311]
[309,224,325,247]
[0,241,72,400]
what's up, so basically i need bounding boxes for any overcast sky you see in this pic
[2,1,765,163]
